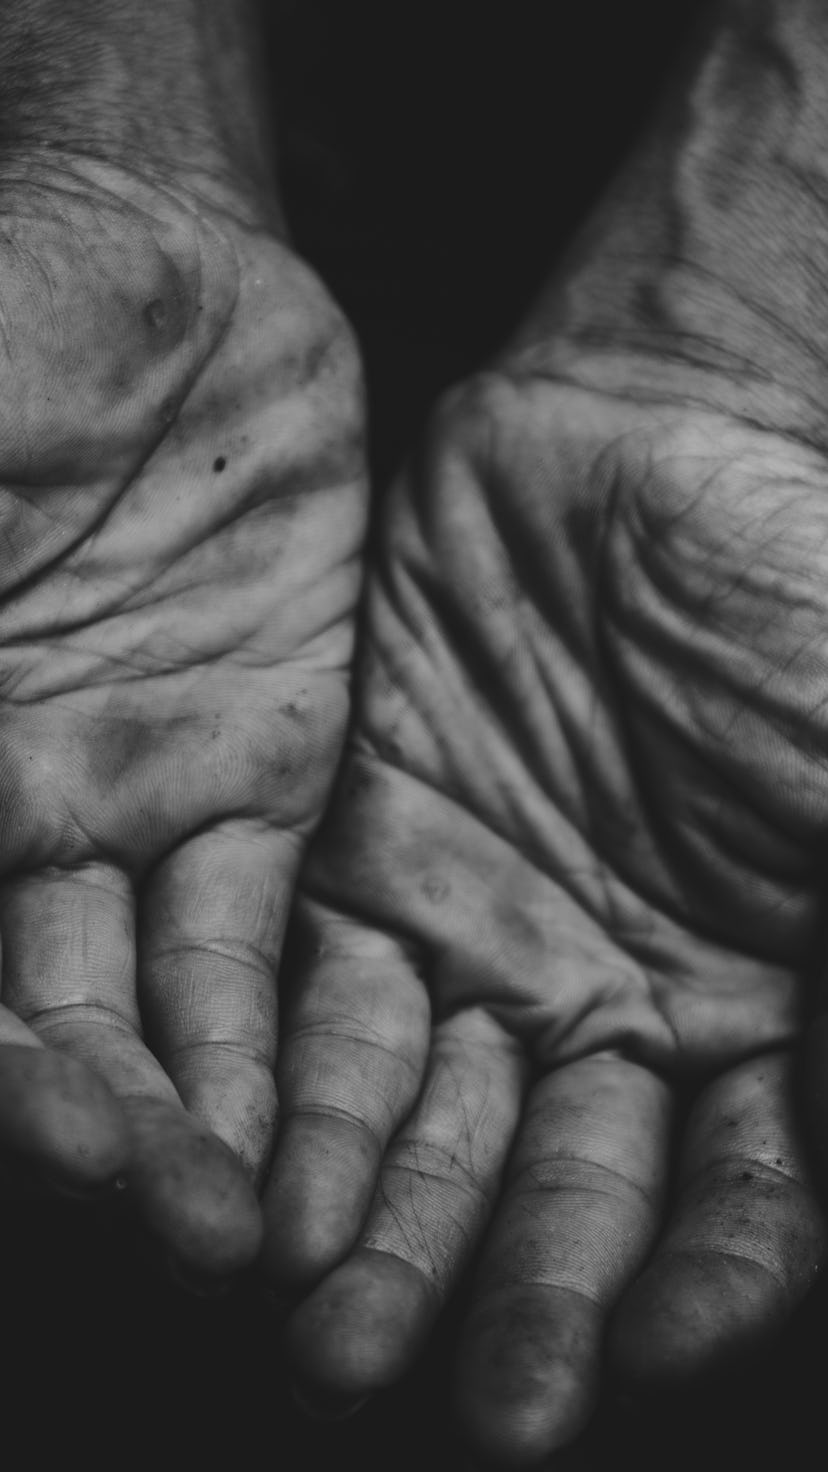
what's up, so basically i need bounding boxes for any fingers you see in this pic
[261,901,432,1291]
[0,862,261,1278]
[285,1006,526,1399]
[453,1056,671,1467]
[609,1052,826,1393]
[138,819,295,1182]
[0,1019,127,1193]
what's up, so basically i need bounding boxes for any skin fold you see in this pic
[261,0,828,1461]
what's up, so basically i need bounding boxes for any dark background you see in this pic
[271,0,699,482]
[6,4,825,1468]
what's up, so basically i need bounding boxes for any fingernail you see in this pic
[166,1256,235,1299]
[39,1169,127,1202]
[289,1377,371,1423]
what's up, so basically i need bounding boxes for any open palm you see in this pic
[263,365,827,1457]
[0,152,366,1278]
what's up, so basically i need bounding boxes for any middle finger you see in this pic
[453,1054,671,1466]
[285,1005,526,1401]
[0,864,261,1279]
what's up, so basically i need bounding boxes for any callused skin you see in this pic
[263,0,828,1461]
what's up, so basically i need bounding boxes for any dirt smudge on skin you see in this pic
[422,876,450,905]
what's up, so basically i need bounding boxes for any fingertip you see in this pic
[261,1115,380,1291]
[609,1251,786,1394]
[0,1045,129,1190]
[454,1287,601,1468]
[123,1098,263,1277]
[175,1059,278,1186]
[286,1249,435,1397]
[288,1379,372,1424]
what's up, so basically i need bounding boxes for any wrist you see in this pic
[507,0,828,443]
[0,1,281,229]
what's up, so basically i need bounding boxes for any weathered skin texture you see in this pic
[0,150,367,1275]
[262,1,828,1460]
[264,368,827,1456]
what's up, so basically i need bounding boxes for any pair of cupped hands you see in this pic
[4,150,828,1465]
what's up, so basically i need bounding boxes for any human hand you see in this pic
[0,148,365,1281]
[260,0,828,1453]
[260,356,828,1455]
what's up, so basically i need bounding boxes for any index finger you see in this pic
[0,1019,127,1193]
[261,899,431,1292]
[138,818,298,1181]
